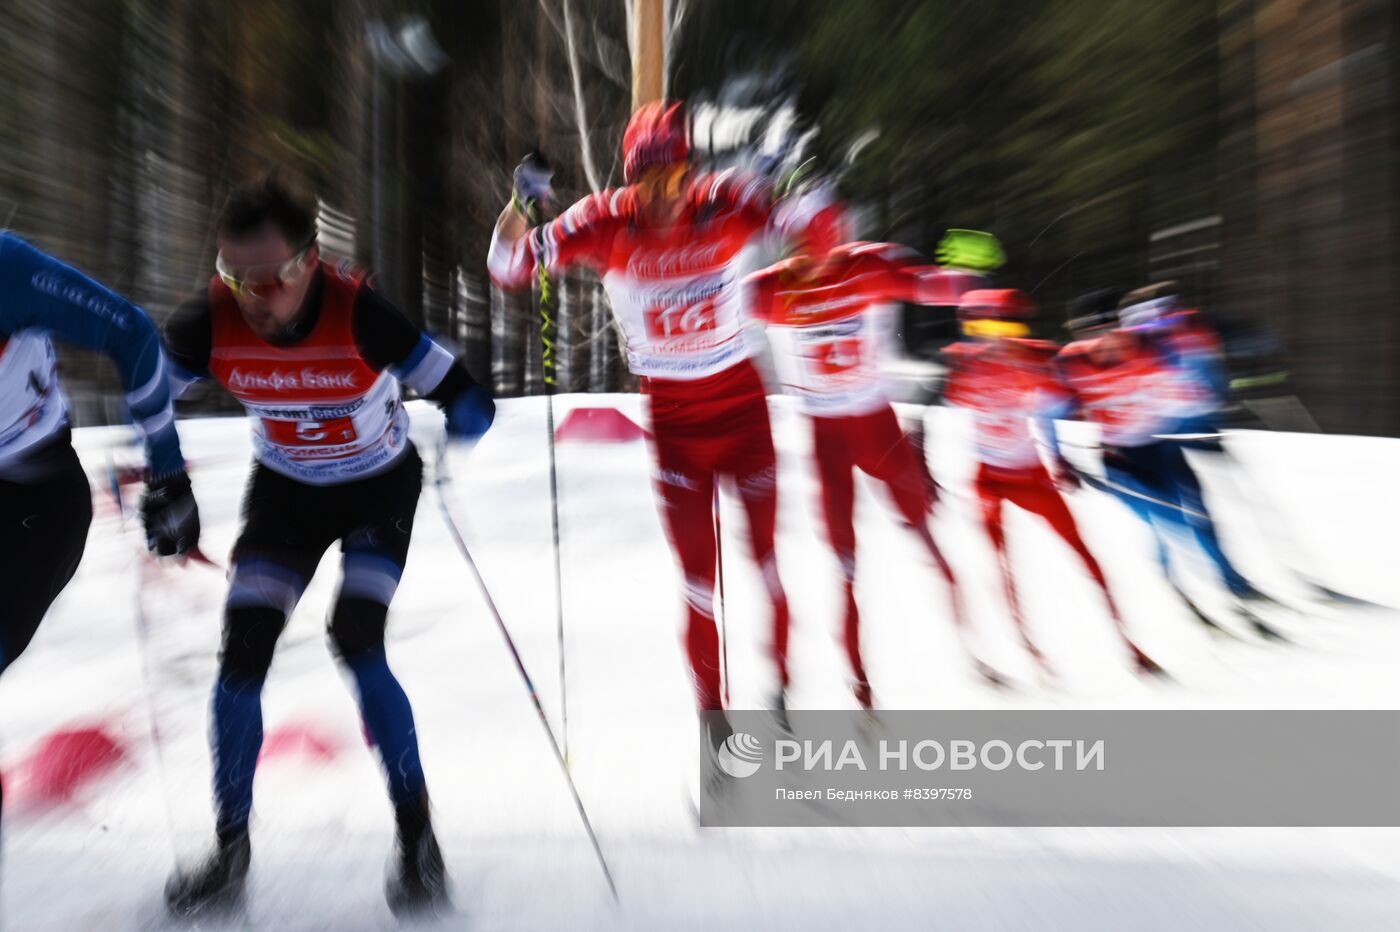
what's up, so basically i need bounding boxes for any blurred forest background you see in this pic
[1,0,1397,434]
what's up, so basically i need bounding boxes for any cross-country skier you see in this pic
[0,231,197,830]
[1118,282,1362,606]
[1116,282,1229,442]
[942,288,1161,676]
[743,189,990,705]
[0,232,199,649]
[160,174,494,917]
[489,100,803,725]
[1057,292,1276,633]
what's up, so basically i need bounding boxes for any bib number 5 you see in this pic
[265,416,359,446]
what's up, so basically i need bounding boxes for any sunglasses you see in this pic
[216,239,316,299]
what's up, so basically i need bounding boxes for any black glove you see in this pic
[141,470,201,557]
[512,151,554,219]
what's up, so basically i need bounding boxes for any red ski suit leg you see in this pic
[647,361,789,710]
[812,406,961,690]
[976,463,1121,657]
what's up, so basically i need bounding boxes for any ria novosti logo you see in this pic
[716,732,764,779]
[713,731,1108,780]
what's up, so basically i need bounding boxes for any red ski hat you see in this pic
[623,100,690,182]
[803,202,849,257]
[958,288,1036,320]
[775,180,849,257]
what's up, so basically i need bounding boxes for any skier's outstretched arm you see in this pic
[0,232,184,477]
[488,154,615,292]
[0,232,199,554]
[839,244,983,307]
[352,286,495,443]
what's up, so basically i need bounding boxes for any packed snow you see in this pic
[2,395,1398,930]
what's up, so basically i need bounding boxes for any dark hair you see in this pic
[218,172,318,246]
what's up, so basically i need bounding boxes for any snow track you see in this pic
[2,396,1397,929]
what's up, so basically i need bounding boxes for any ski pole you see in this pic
[1054,440,1210,520]
[537,258,570,767]
[110,454,182,865]
[431,444,618,901]
[1076,471,1209,522]
[712,486,729,708]
[528,185,572,767]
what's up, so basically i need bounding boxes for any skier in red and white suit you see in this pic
[489,101,799,715]
[745,193,991,705]
[942,289,1161,676]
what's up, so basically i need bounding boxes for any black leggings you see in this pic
[0,444,93,672]
[219,446,423,679]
